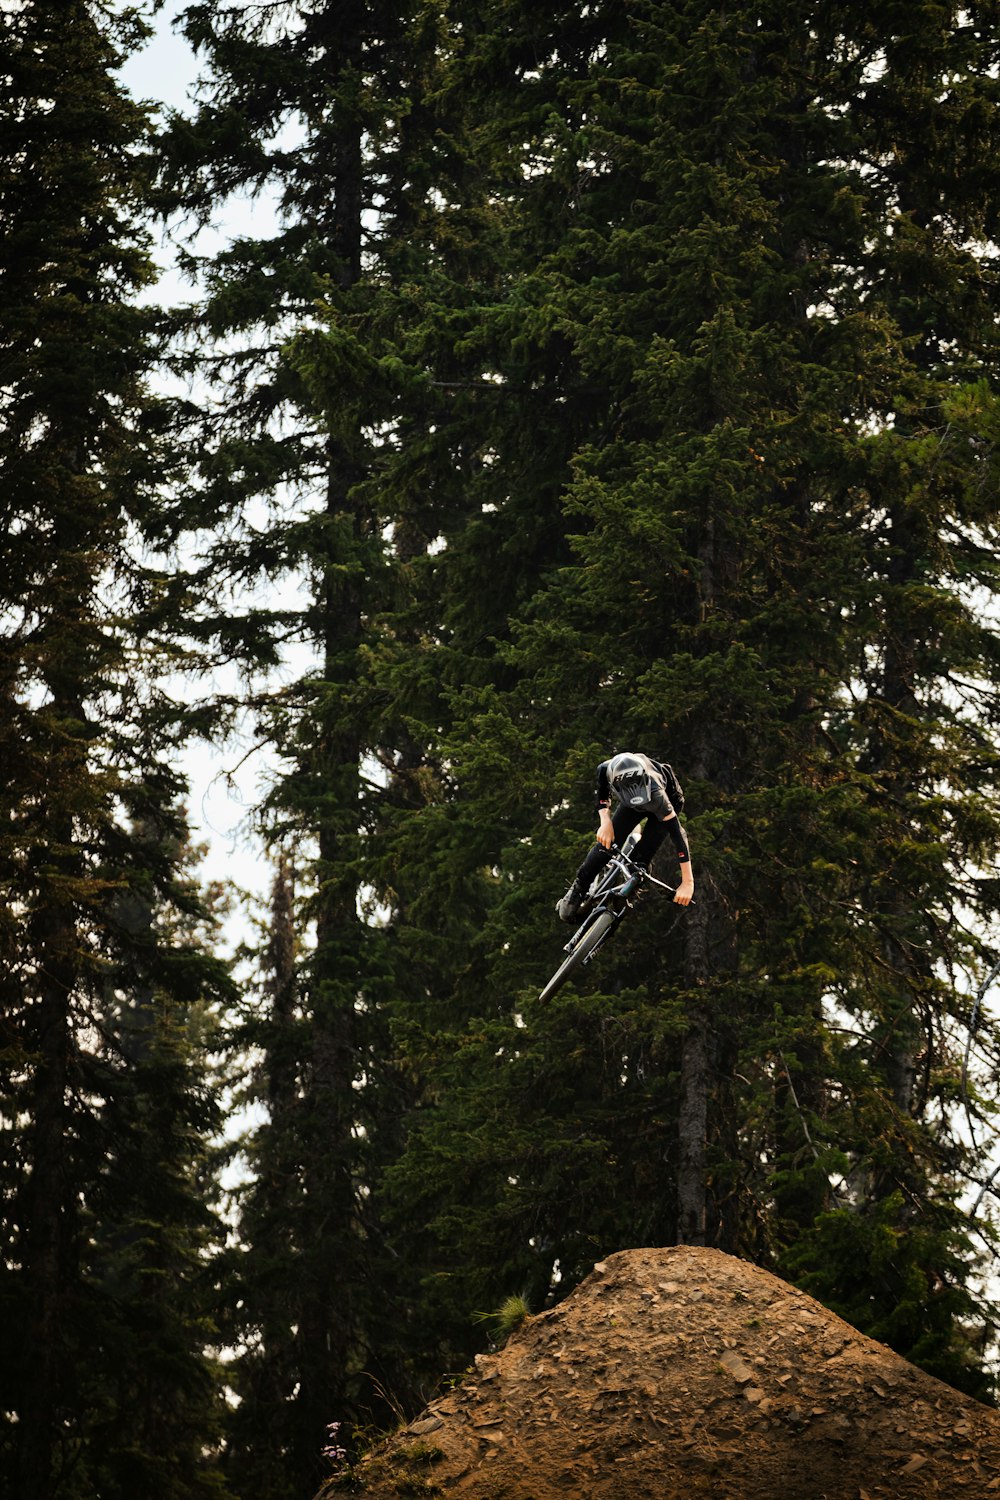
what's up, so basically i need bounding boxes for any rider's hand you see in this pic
[673,875,694,907]
[597,809,614,849]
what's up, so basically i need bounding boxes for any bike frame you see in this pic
[537,836,687,1004]
[563,840,676,961]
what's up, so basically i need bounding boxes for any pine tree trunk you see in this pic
[292,24,367,1482]
[677,894,711,1245]
[17,878,74,1499]
[865,504,926,1126]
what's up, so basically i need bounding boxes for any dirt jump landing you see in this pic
[329,1244,1000,1500]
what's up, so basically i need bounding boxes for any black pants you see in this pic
[575,804,670,892]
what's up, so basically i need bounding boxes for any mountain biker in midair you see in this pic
[556,752,694,921]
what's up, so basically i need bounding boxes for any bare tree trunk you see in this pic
[17,893,74,1500]
[677,898,711,1245]
[291,12,368,1482]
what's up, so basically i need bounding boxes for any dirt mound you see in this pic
[333,1245,1000,1499]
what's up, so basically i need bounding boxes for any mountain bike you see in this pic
[538,832,684,1005]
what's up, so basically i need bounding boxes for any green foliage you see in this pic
[787,1192,994,1401]
[490,1294,531,1343]
[10,6,998,1494]
[159,1,478,1491]
[0,2,234,1494]
[364,0,1000,1397]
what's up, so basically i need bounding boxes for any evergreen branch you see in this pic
[777,1050,846,1210]
[960,952,1000,1154]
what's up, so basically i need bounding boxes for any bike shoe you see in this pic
[555,882,585,923]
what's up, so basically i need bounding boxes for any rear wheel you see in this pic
[538,910,615,1005]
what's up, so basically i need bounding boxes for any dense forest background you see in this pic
[5,1,1000,1497]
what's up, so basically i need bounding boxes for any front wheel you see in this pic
[538,910,615,1005]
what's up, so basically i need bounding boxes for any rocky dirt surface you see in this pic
[329,1245,1000,1500]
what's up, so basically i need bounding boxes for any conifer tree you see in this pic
[159,0,469,1485]
[372,0,1000,1393]
[218,854,305,1500]
[0,2,233,1493]
[776,6,1000,1388]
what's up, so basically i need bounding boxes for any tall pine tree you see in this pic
[371,0,1000,1395]
[160,0,471,1487]
[0,2,233,1493]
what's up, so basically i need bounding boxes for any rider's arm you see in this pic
[664,813,694,905]
[595,761,614,847]
[594,760,611,808]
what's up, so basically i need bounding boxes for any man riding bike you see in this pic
[556,752,694,922]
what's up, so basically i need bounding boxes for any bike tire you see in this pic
[538,910,615,1005]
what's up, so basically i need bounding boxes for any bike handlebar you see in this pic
[603,844,693,903]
